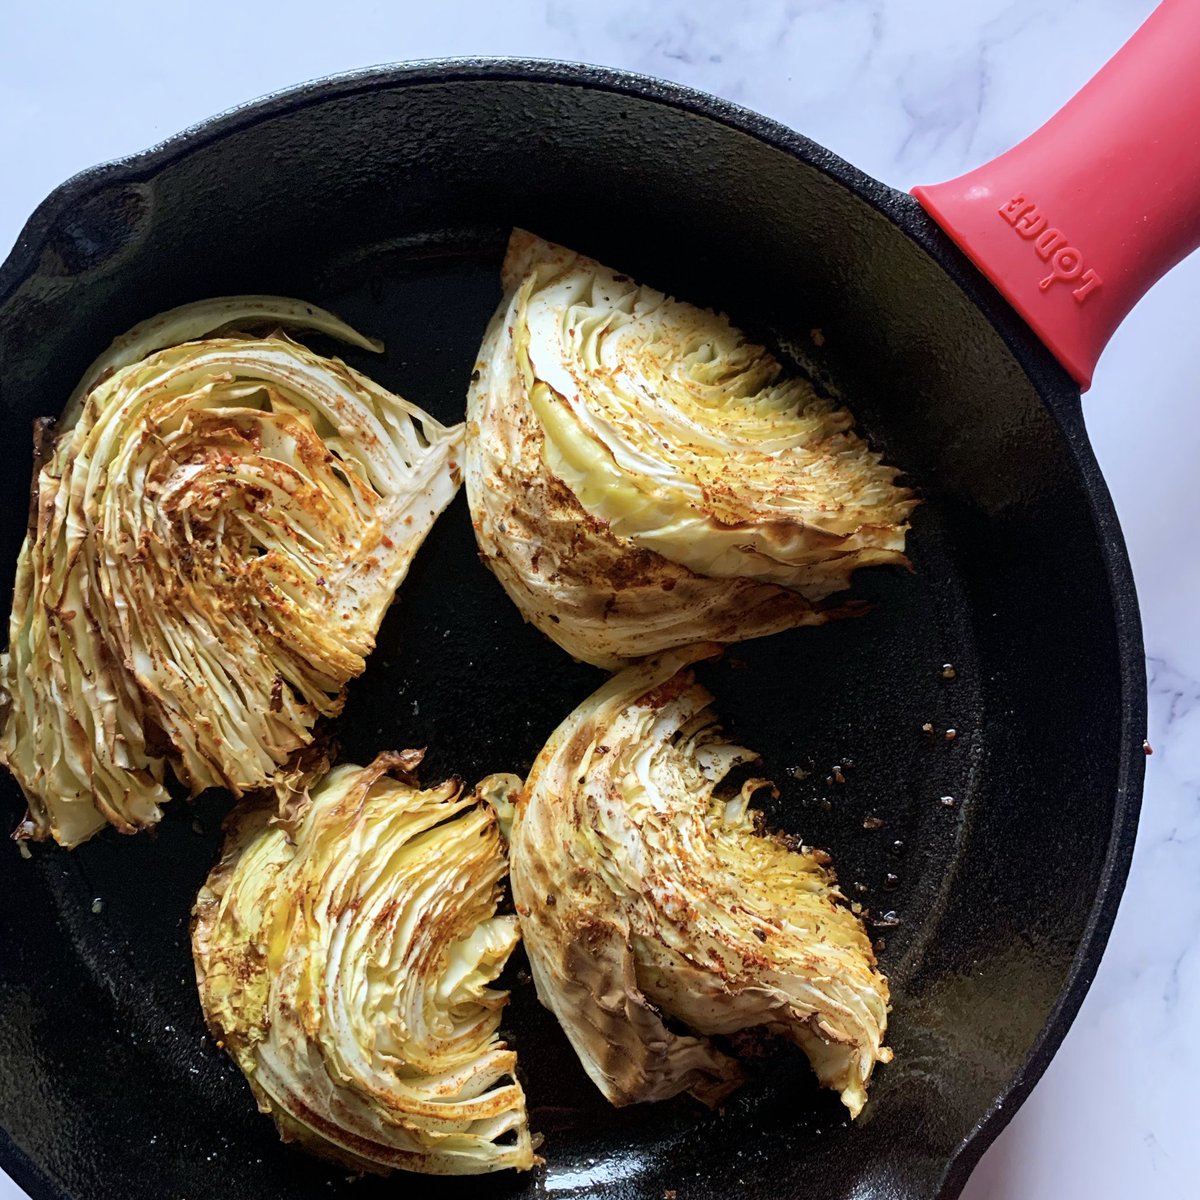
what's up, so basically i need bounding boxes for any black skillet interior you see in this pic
[0,64,1144,1200]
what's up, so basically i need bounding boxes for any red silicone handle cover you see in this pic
[912,0,1200,389]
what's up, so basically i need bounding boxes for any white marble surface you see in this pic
[2,1,1197,1196]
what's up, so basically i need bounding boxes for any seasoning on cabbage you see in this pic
[192,751,537,1175]
[0,298,462,848]
[507,644,892,1116]
[465,231,917,669]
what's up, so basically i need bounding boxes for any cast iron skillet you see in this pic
[8,7,1197,1198]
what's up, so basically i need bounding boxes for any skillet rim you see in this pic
[0,57,1146,1200]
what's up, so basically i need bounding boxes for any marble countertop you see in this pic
[2,1,1196,1196]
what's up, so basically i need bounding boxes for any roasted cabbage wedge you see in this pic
[506,645,892,1117]
[0,298,462,847]
[465,231,917,668]
[192,751,536,1175]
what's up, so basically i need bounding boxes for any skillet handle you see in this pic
[912,0,1200,390]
